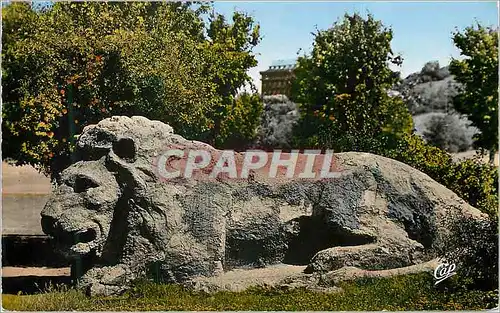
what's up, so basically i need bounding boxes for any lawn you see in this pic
[2,273,497,311]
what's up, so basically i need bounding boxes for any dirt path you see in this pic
[2,267,70,277]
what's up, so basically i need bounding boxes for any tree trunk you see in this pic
[489,149,496,165]
[209,119,221,147]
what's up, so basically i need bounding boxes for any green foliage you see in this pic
[449,23,498,160]
[2,2,260,179]
[291,13,412,150]
[202,11,261,145]
[443,158,498,217]
[288,13,497,223]
[3,273,498,311]
[218,93,264,150]
[383,134,453,174]
[437,210,498,291]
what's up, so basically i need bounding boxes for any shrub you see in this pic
[441,158,498,217]
[437,210,498,291]
[423,114,472,153]
[217,93,264,150]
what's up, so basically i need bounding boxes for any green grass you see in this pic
[3,273,498,311]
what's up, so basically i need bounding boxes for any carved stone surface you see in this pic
[40,116,485,296]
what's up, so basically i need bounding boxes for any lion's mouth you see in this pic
[45,224,101,258]
[57,228,97,245]
[54,227,102,258]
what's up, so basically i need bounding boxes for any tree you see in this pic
[291,13,413,151]
[218,92,263,150]
[449,23,498,163]
[203,11,261,146]
[2,2,260,179]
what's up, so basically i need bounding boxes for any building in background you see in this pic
[260,59,297,97]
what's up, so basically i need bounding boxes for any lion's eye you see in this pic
[73,176,99,193]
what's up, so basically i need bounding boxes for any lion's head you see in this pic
[41,116,226,283]
[41,158,121,259]
[41,116,176,262]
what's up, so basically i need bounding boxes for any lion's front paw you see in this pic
[78,264,137,297]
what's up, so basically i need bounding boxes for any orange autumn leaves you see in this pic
[313,110,336,121]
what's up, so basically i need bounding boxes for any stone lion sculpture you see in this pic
[41,116,485,296]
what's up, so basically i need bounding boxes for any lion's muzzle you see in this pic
[41,210,102,259]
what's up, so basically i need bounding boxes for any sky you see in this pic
[212,1,498,92]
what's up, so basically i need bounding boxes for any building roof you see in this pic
[271,59,297,67]
[261,58,298,72]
